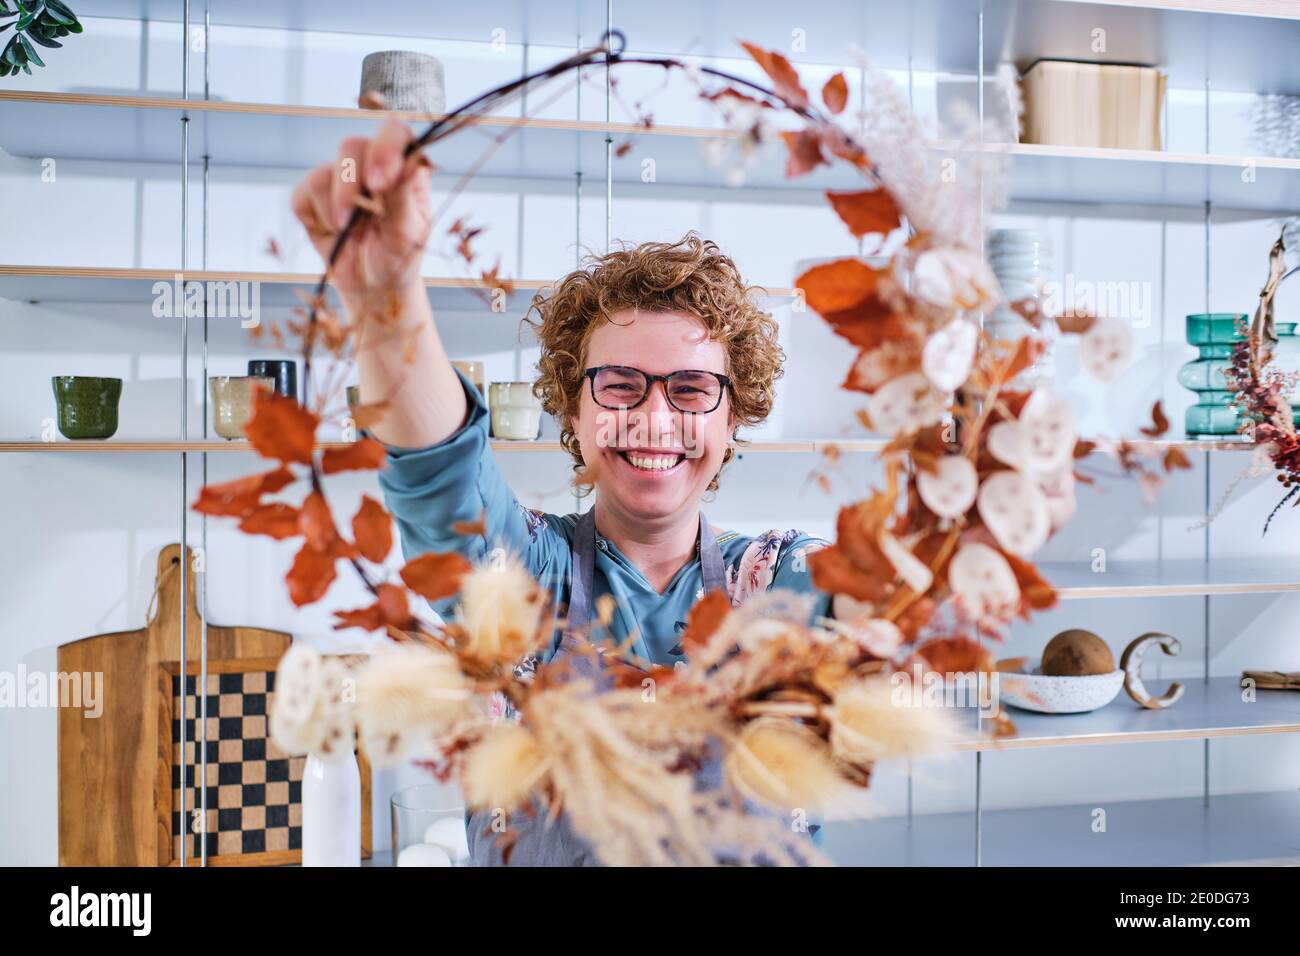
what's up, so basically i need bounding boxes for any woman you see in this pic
[293,119,834,864]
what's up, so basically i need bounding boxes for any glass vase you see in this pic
[1178,313,1248,437]
[391,784,468,867]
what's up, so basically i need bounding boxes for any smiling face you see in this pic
[573,309,734,524]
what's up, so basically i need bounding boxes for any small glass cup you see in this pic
[489,381,542,440]
[209,375,273,439]
[390,784,468,867]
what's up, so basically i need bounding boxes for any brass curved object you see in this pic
[1119,632,1185,710]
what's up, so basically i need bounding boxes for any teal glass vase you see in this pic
[1178,314,1247,437]
[1179,313,1300,437]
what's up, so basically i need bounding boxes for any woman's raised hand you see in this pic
[291,117,433,305]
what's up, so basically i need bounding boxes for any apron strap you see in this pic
[567,507,725,635]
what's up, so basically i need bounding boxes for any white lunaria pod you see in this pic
[948,542,1021,622]
[917,454,978,518]
[1038,466,1078,531]
[985,420,1028,471]
[867,372,950,436]
[829,596,906,658]
[922,318,978,392]
[977,470,1051,557]
[879,531,934,594]
[1079,317,1134,382]
[1017,388,1077,473]
[911,246,1001,312]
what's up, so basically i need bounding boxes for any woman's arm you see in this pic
[290,118,465,448]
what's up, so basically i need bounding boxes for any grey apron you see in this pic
[464,506,725,866]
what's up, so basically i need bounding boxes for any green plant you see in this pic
[0,0,81,77]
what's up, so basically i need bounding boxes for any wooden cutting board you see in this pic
[58,543,292,867]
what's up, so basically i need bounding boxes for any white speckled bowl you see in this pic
[999,660,1125,714]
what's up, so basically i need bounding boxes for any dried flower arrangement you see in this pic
[194,34,1184,865]
[1225,227,1300,531]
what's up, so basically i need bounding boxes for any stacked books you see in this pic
[1021,59,1166,151]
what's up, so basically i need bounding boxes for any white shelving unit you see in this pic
[3,0,1300,867]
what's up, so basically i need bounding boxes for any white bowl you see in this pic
[999,660,1125,714]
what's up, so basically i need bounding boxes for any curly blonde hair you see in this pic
[525,233,784,492]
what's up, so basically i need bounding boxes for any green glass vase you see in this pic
[1179,314,1300,437]
[1178,314,1247,437]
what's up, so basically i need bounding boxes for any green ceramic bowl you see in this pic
[52,376,122,440]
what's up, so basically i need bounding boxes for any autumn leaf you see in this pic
[400,551,473,602]
[781,129,827,178]
[298,491,337,553]
[910,635,993,674]
[822,72,848,114]
[1010,297,1045,329]
[825,189,901,239]
[1001,552,1058,615]
[739,41,808,109]
[1056,312,1097,335]
[286,542,337,607]
[239,503,301,540]
[452,511,488,537]
[796,258,881,315]
[680,589,731,654]
[808,502,897,603]
[321,436,387,474]
[1073,439,1098,459]
[352,495,393,563]
[1163,446,1193,472]
[1139,401,1171,438]
[244,388,320,465]
[193,465,296,518]
[333,583,411,632]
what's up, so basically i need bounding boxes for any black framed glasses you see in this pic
[583,365,732,414]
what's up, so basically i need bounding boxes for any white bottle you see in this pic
[301,751,362,866]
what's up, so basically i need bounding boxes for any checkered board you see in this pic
[167,668,306,862]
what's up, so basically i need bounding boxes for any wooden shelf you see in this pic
[0,265,796,307]
[1043,558,1300,599]
[822,790,1300,866]
[959,677,1300,752]
[3,90,1300,211]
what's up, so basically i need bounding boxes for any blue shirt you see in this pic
[378,369,831,666]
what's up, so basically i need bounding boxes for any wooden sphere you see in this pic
[1042,629,1116,676]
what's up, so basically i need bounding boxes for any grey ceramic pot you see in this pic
[360,51,446,114]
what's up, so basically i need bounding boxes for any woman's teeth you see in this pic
[621,451,684,472]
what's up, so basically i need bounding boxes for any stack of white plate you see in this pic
[987,228,1056,382]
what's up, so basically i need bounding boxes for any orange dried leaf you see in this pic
[192,465,296,518]
[452,511,488,537]
[825,189,901,239]
[298,491,337,553]
[680,589,731,654]
[739,41,809,109]
[1139,400,1171,438]
[1163,446,1193,472]
[911,635,993,674]
[1056,312,1097,335]
[1002,552,1058,615]
[245,388,319,465]
[796,257,878,313]
[333,583,410,632]
[352,495,393,564]
[781,128,827,178]
[287,541,337,607]
[400,551,472,602]
[822,72,849,114]
[321,436,387,474]
[239,503,301,540]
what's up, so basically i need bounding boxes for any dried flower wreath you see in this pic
[194,33,1183,866]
